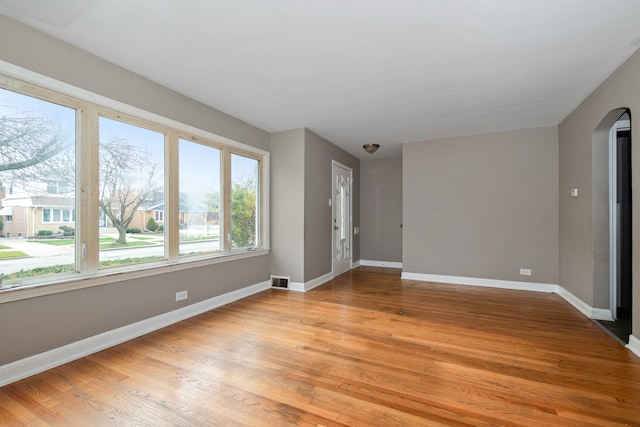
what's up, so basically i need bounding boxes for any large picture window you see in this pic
[98,116,165,268]
[0,74,266,293]
[0,85,76,283]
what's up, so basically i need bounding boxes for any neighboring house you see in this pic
[132,196,218,232]
[0,183,74,237]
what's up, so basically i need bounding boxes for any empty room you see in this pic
[1,1,640,425]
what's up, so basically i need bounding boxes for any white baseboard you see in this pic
[288,271,334,292]
[360,260,403,268]
[555,286,613,320]
[352,260,361,268]
[401,272,616,322]
[401,272,557,293]
[288,281,305,292]
[306,272,334,291]
[0,280,271,387]
[627,335,640,357]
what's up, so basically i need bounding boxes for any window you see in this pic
[47,182,70,194]
[179,139,221,256]
[98,116,165,268]
[0,73,266,293]
[42,208,75,223]
[0,84,76,284]
[231,153,259,249]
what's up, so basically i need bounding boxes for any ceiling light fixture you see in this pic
[363,143,380,154]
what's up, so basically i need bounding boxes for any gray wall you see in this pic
[269,129,305,283]
[304,129,360,282]
[403,126,559,284]
[0,15,271,366]
[360,157,402,263]
[269,128,359,284]
[559,47,640,337]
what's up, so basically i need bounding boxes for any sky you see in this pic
[1,86,258,197]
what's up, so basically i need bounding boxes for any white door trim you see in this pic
[609,119,630,320]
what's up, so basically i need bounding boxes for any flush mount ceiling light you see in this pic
[363,143,380,154]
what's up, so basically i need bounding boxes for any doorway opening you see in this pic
[597,111,632,344]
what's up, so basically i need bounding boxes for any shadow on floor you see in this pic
[595,308,632,345]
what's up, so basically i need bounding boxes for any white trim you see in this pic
[627,335,640,357]
[307,271,334,291]
[360,260,403,268]
[401,272,616,321]
[352,260,361,268]
[287,272,334,293]
[401,272,557,293]
[0,280,271,387]
[609,119,630,320]
[555,286,614,320]
[288,282,305,292]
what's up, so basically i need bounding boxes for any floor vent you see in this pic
[271,276,290,289]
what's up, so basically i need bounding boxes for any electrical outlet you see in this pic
[175,290,188,301]
[519,268,532,276]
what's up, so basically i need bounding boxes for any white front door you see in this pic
[332,161,352,275]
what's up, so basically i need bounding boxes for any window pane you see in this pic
[231,153,258,249]
[0,87,76,286]
[179,139,221,256]
[98,116,165,268]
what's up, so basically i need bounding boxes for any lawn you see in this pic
[0,245,10,250]
[4,256,166,280]
[0,250,29,259]
[31,238,75,246]
[31,237,159,248]
[179,234,219,242]
[99,238,154,249]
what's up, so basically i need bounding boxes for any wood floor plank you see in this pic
[1,267,640,425]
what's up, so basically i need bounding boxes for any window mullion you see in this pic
[79,104,99,274]
[222,147,231,252]
[166,131,179,260]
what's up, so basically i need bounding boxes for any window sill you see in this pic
[0,248,270,304]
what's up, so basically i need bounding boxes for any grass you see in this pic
[99,239,154,249]
[4,256,166,280]
[0,250,28,259]
[0,245,10,250]
[32,237,159,248]
[31,238,75,246]
[179,234,219,242]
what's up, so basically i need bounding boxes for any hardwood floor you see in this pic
[1,267,639,426]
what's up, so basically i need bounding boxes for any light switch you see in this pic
[571,188,579,197]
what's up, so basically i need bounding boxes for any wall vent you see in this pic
[271,275,290,289]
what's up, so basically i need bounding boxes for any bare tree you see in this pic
[99,137,162,244]
[0,114,74,191]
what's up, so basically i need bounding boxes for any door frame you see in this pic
[609,118,631,320]
[331,160,353,276]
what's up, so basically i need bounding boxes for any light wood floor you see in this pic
[1,267,640,426]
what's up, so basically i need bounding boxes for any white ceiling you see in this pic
[2,0,640,159]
